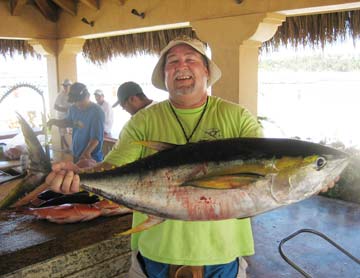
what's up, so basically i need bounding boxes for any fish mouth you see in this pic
[270,157,350,204]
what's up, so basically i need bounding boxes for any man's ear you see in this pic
[128,95,138,104]
[204,66,210,80]
[127,95,134,103]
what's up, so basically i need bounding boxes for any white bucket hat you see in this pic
[151,36,222,91]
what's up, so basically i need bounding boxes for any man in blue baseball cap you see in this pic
[48,82,105,163]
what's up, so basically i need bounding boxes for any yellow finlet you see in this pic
[115,215,165,236]
[133,141,177,151]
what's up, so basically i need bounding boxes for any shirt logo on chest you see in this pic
[203,128,222,140]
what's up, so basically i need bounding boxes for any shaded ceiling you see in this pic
[7,0,111,22]
[3,2,360,60]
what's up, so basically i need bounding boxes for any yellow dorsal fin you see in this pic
[133,141,177,151]
[116,215,165,236]
[183,174,261,189]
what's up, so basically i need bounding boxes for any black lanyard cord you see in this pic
[169,97,208,143]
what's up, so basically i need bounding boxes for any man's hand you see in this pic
[76,158,97,168]
[45,161,81,194]
[79,152,92,161]
[47,119,55,128]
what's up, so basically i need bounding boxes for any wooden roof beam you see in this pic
[9,0,27,16]
[51,0,77,16]
[79,0,99,10]
[34,0,59,22]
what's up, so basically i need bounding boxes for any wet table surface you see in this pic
[248,196,360,278]
[0,196,359,277]
[0,210,132,276]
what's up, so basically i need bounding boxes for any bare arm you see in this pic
[79,139,99,160]
[54,104,68,113]
[47,118,73,128]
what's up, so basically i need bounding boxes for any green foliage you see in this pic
[259,54,360,72]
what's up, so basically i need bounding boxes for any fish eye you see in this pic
[316,157,327,170]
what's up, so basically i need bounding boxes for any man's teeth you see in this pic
[176,76,191,80]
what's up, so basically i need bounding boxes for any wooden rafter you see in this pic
[9,0,27,16]
[79,0,99,10]
[33,0,59,22]
[51,0,77,16]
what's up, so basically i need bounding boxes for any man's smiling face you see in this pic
[164,44,209,98]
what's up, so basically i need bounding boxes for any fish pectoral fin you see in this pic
[116,215,165,236]
[133,141,178,151]
[183,174,261,189]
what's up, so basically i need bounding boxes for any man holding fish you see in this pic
[46,36,338,278]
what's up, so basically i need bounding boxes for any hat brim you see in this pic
[112,100,120,108]
[68,92,88,103]
[151,39,222,91]
[68,95,86,103]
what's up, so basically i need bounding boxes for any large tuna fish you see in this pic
[78,138,349,234]
[1,114,349,234]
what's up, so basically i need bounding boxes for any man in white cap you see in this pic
[45,36,263,277]
[54,79,72,151]
[94,89,114,136]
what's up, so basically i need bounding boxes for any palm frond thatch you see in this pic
[82,27,198,64]
[263,9,360,51]
[0,39,39,58]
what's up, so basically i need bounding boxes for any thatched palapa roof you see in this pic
[263,9,360,51]
[82,27,197,64]
[1,9,360,61]
[0,39,38,58]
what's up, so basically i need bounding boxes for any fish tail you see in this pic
[16,113,52,174]
[0,114,52,209]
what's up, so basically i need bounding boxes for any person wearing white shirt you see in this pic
[54,79,72,151]
[94,89,114,136]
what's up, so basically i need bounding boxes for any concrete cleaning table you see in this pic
[1,196,359,277]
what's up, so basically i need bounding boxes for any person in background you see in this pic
[94,89,114,136]
[48,82,105,163]
[54,79,72,151]
[112,81,155,116]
